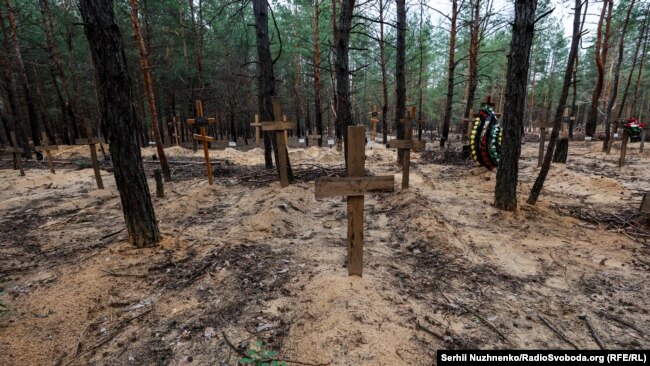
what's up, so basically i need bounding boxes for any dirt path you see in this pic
[0,141,648,366]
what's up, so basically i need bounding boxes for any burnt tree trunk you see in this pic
[494,0,538,211]
[441,0,458,148]
[394,0,406,163]
[334,0,355,165]
[80,0,160,246]
[527,0,583,205]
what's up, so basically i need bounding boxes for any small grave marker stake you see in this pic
[75,122,105,189]
[251,114,262,147]
[1,132,25,176]
[35,132,58,174]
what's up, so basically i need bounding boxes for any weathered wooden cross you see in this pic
[1,132,25,176]
[75,122,105,189]
[262,98,295,187]
[369,118,379,142]
[534,119,554,167]
[35,132,58,174]
[308,128,321,147]
[187,100,217,185]
[251,114,262,147]
[169,115,180,147]
[386,106,425,189]
[315,125,395,277]
[462,109,476,140]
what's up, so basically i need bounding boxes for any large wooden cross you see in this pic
[251,114,262,147]
[308,128,321,147]
[75,121,105,189]
[187,100,216,185]
[262,98,295,187]
[386,106,425,189]
[35,132,58,174]
[315,125,395,277]
[1,132,25,176]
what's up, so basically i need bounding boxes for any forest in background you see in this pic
[0,0,648,150]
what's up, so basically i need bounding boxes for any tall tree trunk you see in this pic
[252,0,293,180]
[379,0,389,144]
[313,0,323,146]
[585,0,612,138]
[603,0,635,152]
[334,0,355,164]
[395,0,406,162]
[631,11,649,117]
[79,0,160,246]
[129,0,172,181]
[5,0,40,152]
[494,0,538,211]
[416,0,425,141]
[441,0,458,148]
[527,0,583,205]
[462,0,481,141]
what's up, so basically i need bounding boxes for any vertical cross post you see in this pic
[262,98,295,187]
[251,114,262,147]
[308,129,321,147]
[315,126,395,276]
[619,129,629,167]
[640,127,647,153]
[35,132,58,174]
[187,100,217,185]
[2,132,25,176]
[387,107,424,189]
[75,122,105,189]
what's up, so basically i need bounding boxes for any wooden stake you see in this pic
[641,193,650,213]
[315,126,395,276]
[640,127,647,153]
[154,169,164,197]
[75,122,105,189]
[619,129,629,167]
[2,132,25,176]
[251,114,262,147]
[386,108,426,189]
[35,132,57,174]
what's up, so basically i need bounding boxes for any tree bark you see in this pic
[334,0,355,165]
[603,0,635,152]
[379,0,389,144]
[129,0,172,181]
[494,0,538,211]
[585,0,612,138]
[5,0,40,152]
[527,0,583,205]
[313,0,323,146]
[441,0,458,148]
[80,0,160,246]
[394,0,406,162]
[462,0,481,141]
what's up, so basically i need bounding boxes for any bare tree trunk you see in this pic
[603,0,635,152]
[441,0,458,148]
[631,11,649,117]
[585,0,612,138]
[334,0,355,165]
[80,0,160,246]
[379,0,389,144]
[5,0,40,152]
[395,0,406,162]
[494,0,538,211]
[129,0,172,181]
[462,0,481,141]
[313,0,323,146]
[527,0,583,205]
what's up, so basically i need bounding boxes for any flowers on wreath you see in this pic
[624,118,645,138]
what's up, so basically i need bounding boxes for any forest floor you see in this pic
[0,136,649,366]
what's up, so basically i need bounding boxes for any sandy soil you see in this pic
[0,136,648,366]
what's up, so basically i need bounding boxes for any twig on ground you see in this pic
[579,314,605,349]
[538,314,579,349]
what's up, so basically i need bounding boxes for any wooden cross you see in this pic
[386,107,425,189]
[640,126,648,153]
[35,132,58,174]
[1,132,25,176]
[462,109,476,140]
[481,95,502,118]
[308,128,321,147]
[315,125,395,277]
[251,114,262,147]
[187,100,216,185]
[369,118,379,142]
[282,114,289,143]
[75,122,105,189]
[169,115,180,147]
[262,98,295,187]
